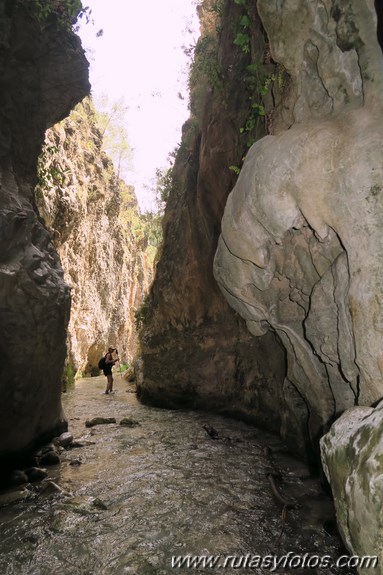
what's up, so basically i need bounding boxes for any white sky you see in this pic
[78,0,199,211]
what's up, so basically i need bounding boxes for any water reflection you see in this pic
[0,376,354,574]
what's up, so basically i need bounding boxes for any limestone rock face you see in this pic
[36,100,153,376]
[320,404,383,572]
[139,0,288,439]
[0,1,89,460]
[214,0,383,453]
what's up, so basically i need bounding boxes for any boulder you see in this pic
[214,0,383,457]
[320,403,383,573]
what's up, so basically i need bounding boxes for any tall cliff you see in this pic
[214,0,383,454]
[139,0,290,448]
[36,98,154,379]
[0,0,89,462]
[140,0,383,463]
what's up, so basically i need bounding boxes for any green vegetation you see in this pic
[230,0,288,156]
[62,362,76,391]
[118,362,129,372]
[189,34,223,98]
[35,97,164,267]
[208,0,225,16]
[16,0,91,31]
[36,144,62,192]
[94,95,133,181]
[228,165,241,175]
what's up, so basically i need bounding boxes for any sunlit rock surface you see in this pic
[0,1,89,460]
[36,99,153,376]
[320,403,383,573]
[214,0,383,454]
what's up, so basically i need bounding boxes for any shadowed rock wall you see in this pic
[139,0,291,448]
[0,1,89,461]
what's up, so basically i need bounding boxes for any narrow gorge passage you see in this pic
[0,378,354,575]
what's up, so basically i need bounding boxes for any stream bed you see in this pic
[0,376,354,575]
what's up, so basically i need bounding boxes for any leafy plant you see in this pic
[36,144,64,189]
[16,0,92,32]
[93,95,133,181]
[189,34,223,94]
[207,0,225,16]
[62,361,76,391]
[229,165,241,175]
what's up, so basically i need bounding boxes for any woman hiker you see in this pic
[103,347,119,394]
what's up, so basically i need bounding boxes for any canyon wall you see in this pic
[139,0,295,451]
[0,0,89,461]
[214,0,383,452]
[140,0,383,464]
[36,99,154,378]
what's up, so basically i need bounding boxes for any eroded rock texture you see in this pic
[320,403,383,572]
[214,0,383,456]
[0,1,89,461]
[36,99,153,377]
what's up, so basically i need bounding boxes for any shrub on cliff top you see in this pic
[16,0,91,31]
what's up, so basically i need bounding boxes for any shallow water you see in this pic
[0,376,354,574]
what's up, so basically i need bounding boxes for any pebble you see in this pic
[39,480,69,496]
[85,417,117,427]
[56,432,74,448]
[9,470,29,486]
[119,418,140,427]
[40,451,61,466]
[25,467,48,482]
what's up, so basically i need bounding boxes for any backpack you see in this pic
[98,356,106,370]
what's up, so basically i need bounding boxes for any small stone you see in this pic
[92,497,108,510]
[119,418,140,427]
[9,470,29,486]
[85,417,117,428]
[40,451,61,466]
[39,480,67,496]
[25,467,48,482]
[69,459,82,466]
[25,534,39,544]
[56,432,74,448]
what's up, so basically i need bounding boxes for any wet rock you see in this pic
[34,443,56,457]
[0,488,31,507]
[40,451,60,466]
[9,470,29,486]
[92,497,108,510]
[56,432,74,448]
[202,424,219,439]
[25,467,48,483]
[39,480,69,497]
[119,418,140,427]
[24,534,39,544]
[85,417,117,428]
[71,440,96,447]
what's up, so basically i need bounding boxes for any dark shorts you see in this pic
[103,366,112,376]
